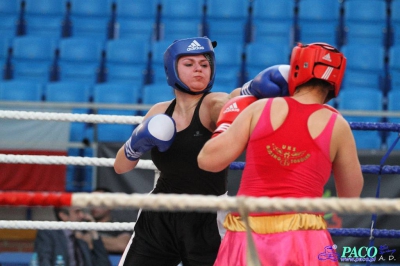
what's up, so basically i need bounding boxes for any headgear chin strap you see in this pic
[288,42,347,103]
[163,37,217,95]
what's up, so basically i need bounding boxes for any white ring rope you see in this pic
[0,221,135,231]
[0,154,156,170]
[0,110,143,124]
[69,193,400,215]
[2,195,400,230]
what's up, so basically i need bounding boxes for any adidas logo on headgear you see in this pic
[223,103,240,113]
[187,40,205,51]
[322,53,332,62]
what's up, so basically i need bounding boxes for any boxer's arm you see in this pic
[114,113,176,174]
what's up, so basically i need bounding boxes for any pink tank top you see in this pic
[237,97,337,201]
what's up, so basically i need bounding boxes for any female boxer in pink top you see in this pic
[198,42,364,266]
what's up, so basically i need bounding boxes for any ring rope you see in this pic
[1,110,400,132]
[0,154,399,174]
[0,221,135,231]
[1,221,399,239]
[0,110,143,124]
[1,192,400,215]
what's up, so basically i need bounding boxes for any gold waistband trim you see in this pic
[224,213,327,234]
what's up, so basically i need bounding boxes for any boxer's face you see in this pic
[177,55,211,93]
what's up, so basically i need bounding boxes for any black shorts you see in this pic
[121,210,221,266]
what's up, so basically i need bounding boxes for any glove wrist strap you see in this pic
[124,138,142,161]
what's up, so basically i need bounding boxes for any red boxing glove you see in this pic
[212,95,257,138]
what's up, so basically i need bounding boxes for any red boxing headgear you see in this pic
[288,42,346,102]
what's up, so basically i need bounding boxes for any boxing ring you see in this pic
[1,109,400,266]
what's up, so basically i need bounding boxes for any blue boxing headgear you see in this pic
[164,37,216,95]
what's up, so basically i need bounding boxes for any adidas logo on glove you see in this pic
[223,103,240,113]
[187,40,204,51]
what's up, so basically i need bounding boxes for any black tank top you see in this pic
[151,93,228,196]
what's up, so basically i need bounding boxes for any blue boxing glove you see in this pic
[124,114,176,161]
[240,65,290,98]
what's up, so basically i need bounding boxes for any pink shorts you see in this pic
[214,230,339,266]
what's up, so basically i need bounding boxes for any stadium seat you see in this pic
[390,70,400,92]
[11,36,58,83]
[341,43,385,91]
[298,0,341,45]
[205,0,249,43]
[65,147,94,192]
[391,0,400,46]
[45,80,94,144]
[386,90,400,150]
[0,1,21,38]
[344,0,387,45]
[69,0,113,42]
[115,0,158,41]
[0,252,33,266]
[24,0,68,38]
[337,88,384,150]
[160,20,203,41]
[251,0,295,47]
[0,36,11,63]
[149,39,174,84]
[58,37,104,85]
[93,83,140,142]
[105,38,150,86]
[159,0,204,40]
[212,41,244,91]
[389,44,400,73]
[142,83,175,105]
[244,41,290,82]
[0,80,43,101]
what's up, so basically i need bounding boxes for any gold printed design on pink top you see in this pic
[266,143,310,166]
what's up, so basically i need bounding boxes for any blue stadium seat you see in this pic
[58,37,104,85]
[386,90,400,150]
[105,38,150,86]
[159,0,204,40]
[338,88,384,150]
[251,0,295,47]
[205,0,249,43]
[0,1,21,38]
[24,0,68,38]
[115,0,158,41]
[391,0,400,46]
[142,83,175,105]
[0,80,43,101]
[93,83,140,142]
[212,41,244,91]
[69,0,113,42]
[389,44,400,92]
[0,252,121,266]
[65,147,94,192]
[11,36,58,83]
[341,44,385,91]
[150,39,174,84]
[298,0,340,45]
[0,36,11,61]
[344,0,387,45]
[244,42,290,82]
[0,252,32,266]
[390,70,400,92]
[46,83,95,193]
[45,81,93,142]
[161,20,203,41]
